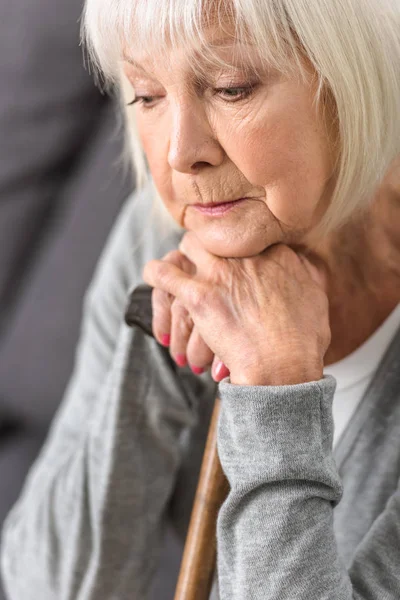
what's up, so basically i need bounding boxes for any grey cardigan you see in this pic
[1,185,400,599]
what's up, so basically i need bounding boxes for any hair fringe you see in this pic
[82,0,400,236]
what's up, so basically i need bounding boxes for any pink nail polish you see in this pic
[215,362,230,381]
[161,334,170,347]
[175,354,187,367]
[190,365,205,375]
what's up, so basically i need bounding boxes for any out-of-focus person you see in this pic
[0,0,131,597]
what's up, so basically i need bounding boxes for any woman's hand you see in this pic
[144,233,330,386]
[151,249,230,381]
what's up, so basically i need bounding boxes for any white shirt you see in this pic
[324,304,400,448]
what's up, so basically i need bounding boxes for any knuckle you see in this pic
[152,305,169,327]
[186,284,205,311]
[163,249,194,274]
[152,289,171,317]
[156,261,170,280]
[144,260,171,288]
[177,314,193,338]
[171,300,193,336]
[171,298,185,317]
[162,249,181,265]
[157,288,172,307]
[151,286,163,306]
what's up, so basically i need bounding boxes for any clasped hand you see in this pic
[143,232,331,386]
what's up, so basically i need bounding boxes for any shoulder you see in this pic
[87,181,183,308]
[80,182,183,353]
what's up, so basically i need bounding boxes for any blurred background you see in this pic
[0,0,183,597]
[0,0,186,596]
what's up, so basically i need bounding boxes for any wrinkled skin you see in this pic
[124,26,400,381]
[144,232,330,385]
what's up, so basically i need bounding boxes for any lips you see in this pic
[191,198,249,216]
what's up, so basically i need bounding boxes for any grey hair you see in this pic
[82,0,400,234]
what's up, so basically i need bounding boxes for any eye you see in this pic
[214,85,256,102]
[126,96,159,109]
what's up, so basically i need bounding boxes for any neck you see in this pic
[311,180,400,366]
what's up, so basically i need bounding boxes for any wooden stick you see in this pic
[124,285,229,599]
[174,398,229,600]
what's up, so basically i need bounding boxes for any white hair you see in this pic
[82,0,400,234]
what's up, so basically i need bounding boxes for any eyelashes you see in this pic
[126,84,258,110]
[126,96,154,107]
[213,85,256,101]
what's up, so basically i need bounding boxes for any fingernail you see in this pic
[190,365,205,375]
[175,354,187,368]
[161,334,170,347]
[215,362,230,380]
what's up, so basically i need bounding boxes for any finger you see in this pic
[186,328,215,375]
[143,260,197,302]
[170,298,194,368]
[151,250,196,346]
[162,249,197,276]
[152,287,173,346]
[211,355,230,382]
[179,231,218,271]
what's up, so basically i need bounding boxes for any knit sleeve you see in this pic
[216,375,400,599]
[0,186,210,600]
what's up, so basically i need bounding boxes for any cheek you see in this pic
[138,121,166,176]
[220,99,333,229]
[138,117,190,227]
[138,118,176,201]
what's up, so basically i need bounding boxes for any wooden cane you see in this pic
[125,284,229,600]
[174,397,229,600]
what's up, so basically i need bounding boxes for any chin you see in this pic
[180,200,288,257]
[194,230,277,259]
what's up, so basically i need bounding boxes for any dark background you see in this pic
[0,0,182,597]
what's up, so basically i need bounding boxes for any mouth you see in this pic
[190,197,250,216]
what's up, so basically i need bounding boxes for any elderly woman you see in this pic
[1,0,400,598]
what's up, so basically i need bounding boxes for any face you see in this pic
[123,30,336,257]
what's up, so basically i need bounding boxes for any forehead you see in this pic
[123,28,262,81]
[86,0,304,85]
[121,0,272,77]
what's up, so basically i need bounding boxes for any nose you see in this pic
[167,100,225,173]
